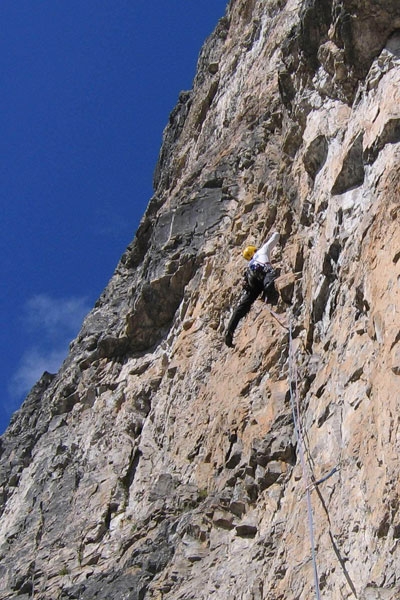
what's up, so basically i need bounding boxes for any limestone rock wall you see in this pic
[1,1,400,599]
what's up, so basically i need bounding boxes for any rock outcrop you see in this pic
[1,1,400,599]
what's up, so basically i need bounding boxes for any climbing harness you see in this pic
[249,260,269,275]
[288,320,321,600]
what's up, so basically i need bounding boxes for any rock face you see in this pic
[1,1,400,598]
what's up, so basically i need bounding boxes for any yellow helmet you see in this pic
[242,245,257,260]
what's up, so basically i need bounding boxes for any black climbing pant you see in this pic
[226,287,260,336]
[226,267,277,338]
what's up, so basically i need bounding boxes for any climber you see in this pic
[224,231,280,348]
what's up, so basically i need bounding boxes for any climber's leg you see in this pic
[225,288,260,347]
[262,268,279,304]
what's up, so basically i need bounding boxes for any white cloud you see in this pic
[24,294,90,339]
[8,347,67,400]
[8,294,91,403]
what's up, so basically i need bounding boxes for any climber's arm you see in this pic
[255,232,280,264]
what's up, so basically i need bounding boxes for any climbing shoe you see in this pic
[224,332,234,348]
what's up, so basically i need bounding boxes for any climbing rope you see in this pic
[266,306,289,330]
[288,320,321,600]
[312,465,340,488]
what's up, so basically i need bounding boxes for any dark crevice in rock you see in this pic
[329,240,341,263]
[303,135,329,179]
[364,118,400,164]
[312,276,330,323]
[340,10,400,81]
[203,176,224,189]
[121,215,155,270]
[332,133,365,195]
[386,29,400,56]
[376,512,390,538]
[278,72,296,111]
[225,442,242,470]
[298,0,333,71]
[390,331,400,351]
[281,0,333,75]
[195,79,219,131]
[97,335,130,360]
[317,404,331,428]
[348,367,364,384]
[121,448,142,500]
[354,284,370,319]
[331,6,354,64]
[322,253,334,281]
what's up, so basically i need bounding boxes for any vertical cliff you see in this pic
[1,1,400,599]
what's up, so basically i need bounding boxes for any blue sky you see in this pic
[0,0,228,434]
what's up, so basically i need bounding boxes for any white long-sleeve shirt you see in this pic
[251,232,280,267]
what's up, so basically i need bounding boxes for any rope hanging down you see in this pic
[288,321,321,600]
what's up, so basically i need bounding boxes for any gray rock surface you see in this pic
[1,1,400,598]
